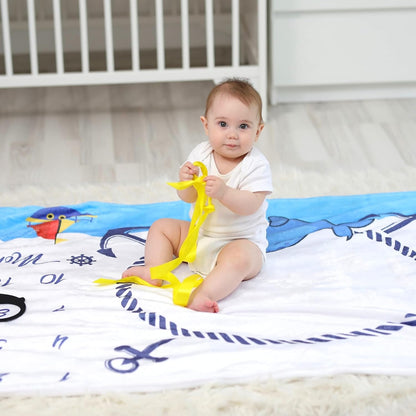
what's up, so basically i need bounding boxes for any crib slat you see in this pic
[232,0,239,67]
[258,0,267,95]
[155,0,165,70]
[53,0,64,74]
[181,0,190,69]
[26,0,39,75]
[258,0,267,120]
[79,0,89,73]
[103,0,114,72]
[1,0,13,75]
[129,0,140,71]
[205,0,214,68]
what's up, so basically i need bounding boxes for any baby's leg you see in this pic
[187,239,263,313]
[122,218,190,285]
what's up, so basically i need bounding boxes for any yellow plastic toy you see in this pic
[94,162,215,307]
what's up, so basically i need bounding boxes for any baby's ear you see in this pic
[255,122,265,141]
[200,116,209,135]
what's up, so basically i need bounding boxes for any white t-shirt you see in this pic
[185,141,273,274]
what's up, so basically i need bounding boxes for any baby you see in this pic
[122,78,273,312]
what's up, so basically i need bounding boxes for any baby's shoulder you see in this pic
[244,146,270,167]
[188,141,213,161]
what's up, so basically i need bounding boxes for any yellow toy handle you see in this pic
[94,161,214,307]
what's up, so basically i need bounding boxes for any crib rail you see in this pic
[0,0,267,106]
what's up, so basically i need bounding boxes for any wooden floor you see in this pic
[1,81,415,202]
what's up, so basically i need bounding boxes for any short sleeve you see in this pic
[238,148,273,194]
[185,141,212,165]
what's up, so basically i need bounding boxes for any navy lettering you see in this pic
[0,277,12,286]
[0,252,59,268]
[53,335,68,349]
[41,273,65,285]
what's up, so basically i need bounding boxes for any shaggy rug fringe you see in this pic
[2,375,416,416]
[1,166,415,207]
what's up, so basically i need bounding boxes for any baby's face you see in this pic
[200,94,263,164]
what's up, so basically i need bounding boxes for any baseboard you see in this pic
[270,82,416,104]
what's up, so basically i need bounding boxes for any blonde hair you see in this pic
[204,78,263,124]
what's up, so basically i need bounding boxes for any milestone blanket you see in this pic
[0,192,415,395]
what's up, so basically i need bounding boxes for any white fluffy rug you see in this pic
[2,165,416,207]
[2,375,416,416]
[1,168,416,416]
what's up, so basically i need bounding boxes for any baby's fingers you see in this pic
[184,162,199,175]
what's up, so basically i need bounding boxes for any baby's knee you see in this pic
[221,242,263,274]
[150,218,174,233]
[227,249,253,271]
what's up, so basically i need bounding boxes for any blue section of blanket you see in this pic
[0,191,415,243]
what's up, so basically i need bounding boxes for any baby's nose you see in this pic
[226,128,238,139]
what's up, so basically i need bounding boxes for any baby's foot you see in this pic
[187,292,219,313]
[121,266,163,286]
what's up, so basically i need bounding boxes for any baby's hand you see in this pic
[204,175,227,200]
[179,162,199,182]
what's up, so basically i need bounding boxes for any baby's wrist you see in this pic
[217,185,229,202]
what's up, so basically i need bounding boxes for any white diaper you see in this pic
[188,234,230,277]
[188,234,265,277]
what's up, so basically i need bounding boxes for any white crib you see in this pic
[0,0,267,110]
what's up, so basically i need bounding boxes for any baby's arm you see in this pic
[177,161,198,203]
[204,175,267,215]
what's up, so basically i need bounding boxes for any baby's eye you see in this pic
[240,123,249,130]
[219,121,227,128]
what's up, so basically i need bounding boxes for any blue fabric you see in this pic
[0,191,415,242]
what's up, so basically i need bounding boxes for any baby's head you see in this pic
[204,78,263,125]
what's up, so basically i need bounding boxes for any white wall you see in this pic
[269,0,416,103]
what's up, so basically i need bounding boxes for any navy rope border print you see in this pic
[115,283,416,346]
[357,229,416,260]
